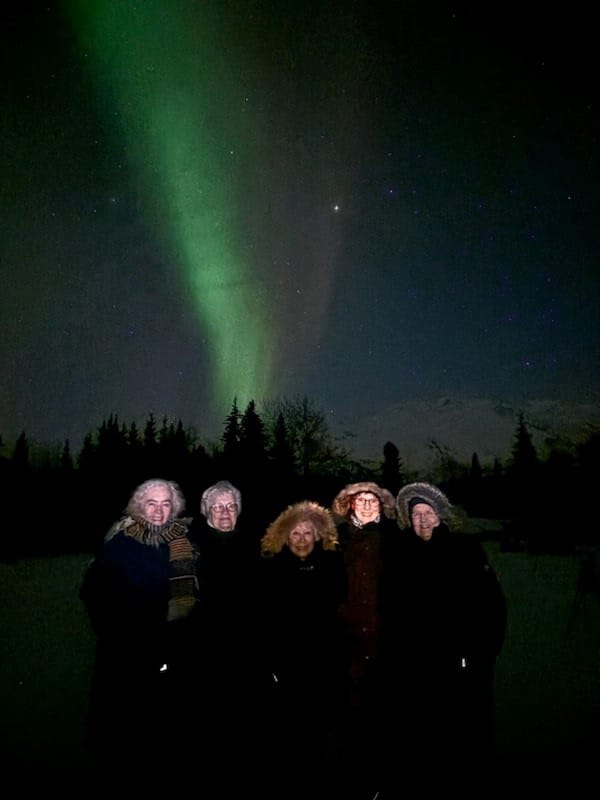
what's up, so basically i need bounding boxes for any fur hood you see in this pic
[331,481,396,521]
[395,482,453,529]
[261,501,339,555]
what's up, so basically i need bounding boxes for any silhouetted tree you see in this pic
[239,400,269,480]
[144,413,158,450]
[158,417,191,480]
[262,411,298,511]
[269,412,297,476]
[263,396,353,504]
[381,440,403,495]
[470,452,483,482]
[60,439,74,472]
[126,421,144,482]
[428,439,465,485]
[140,413,161,476]
[78,433,96,472]
[222,398,241,459]
[461,451,487,517]
[186,438,212,510]
[11,431,29,468]
[506,413,545,548]
[128,421,141,449]
[510,413,539,477]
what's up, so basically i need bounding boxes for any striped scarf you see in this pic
[118,515,199,622]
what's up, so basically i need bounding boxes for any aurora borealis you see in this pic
[61,0,361,414]
[1,1,598,452]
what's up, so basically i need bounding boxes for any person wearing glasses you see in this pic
[183,480,263,790]
[200,479,242,532]
[382,482,507,788]
[329,480,397,799]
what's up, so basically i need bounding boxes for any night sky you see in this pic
[2,1,598,453]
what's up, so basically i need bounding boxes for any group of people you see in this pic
[80,477,507,797]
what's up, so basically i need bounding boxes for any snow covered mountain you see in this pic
[334,395,600,472]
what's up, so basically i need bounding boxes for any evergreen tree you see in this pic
[510,412,539,476]
[158,417,191,480]
[470,452,483,481]
[269,412,297,477]
[381,440,403,495]
[97,414,122,452]
[144,413,158,450]
[240,401,268,465]
[158,415,171,448]
[78,433,96,472]
[222,398,241,460]
[11,431,29,467]
[60,439,74,472]
[128,421,141,449]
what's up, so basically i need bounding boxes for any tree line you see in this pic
[1,396,598,558]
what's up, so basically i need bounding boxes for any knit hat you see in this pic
[396,482,452,529]
[331,481,396,520]
[408,496,434,514]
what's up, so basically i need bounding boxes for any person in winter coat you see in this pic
[183,480,265,794]
[330,480,397,799]
[80,478,199,791]
[258,500,349,800]
[382,481,507,788]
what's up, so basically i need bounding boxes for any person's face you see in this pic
[207,492,239,532]
[288,521,317,558]
[141,485,173,526]
[352,492,381,524]
[410,502,440,541]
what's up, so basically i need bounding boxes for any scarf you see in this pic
[117,515,199,622]
[350,512,381,529]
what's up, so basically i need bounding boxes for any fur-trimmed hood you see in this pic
[395,482,454,529]
[261,501,339,555]
[331,481,396,520]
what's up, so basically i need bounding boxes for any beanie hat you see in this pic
[408,496,434,514]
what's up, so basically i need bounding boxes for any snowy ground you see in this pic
[1,544,599,790]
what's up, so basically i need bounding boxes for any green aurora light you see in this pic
[64,0,274,413]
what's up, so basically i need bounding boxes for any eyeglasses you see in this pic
[354,497,379,507]
[210,503,238,513]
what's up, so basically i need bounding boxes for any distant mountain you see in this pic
[335,396,600,471]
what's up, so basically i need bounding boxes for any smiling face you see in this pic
[140,484,173,526]
[288,521,317,558]
[207,491,239,532]
[410,502,440,541]
[351,491,381,524]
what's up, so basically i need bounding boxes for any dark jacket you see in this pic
[80,517,198,789]
[381,523,507,779]
[336,515,398,683]
[181,515,265,730]
[188,515,261,661]
[260,543,348,684]
[257,541,349,799]
[383,523,506,666]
